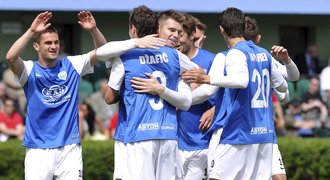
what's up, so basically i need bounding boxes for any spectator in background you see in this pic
[0,98,25,141]
[320,56,330,111]
[300,76,329,136]
[2,68,26,117]
[284,100,307,137]
[57,40,71,59]
[78,101,108,140]
[294,44,322,78]
[108,112,118,138]
[0,82,7,112]
[89,79,118,130]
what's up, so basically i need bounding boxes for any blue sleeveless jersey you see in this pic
[177,48,216,150]
[23,58,81,148]
[115,46,182,143]
[213,41,275,144]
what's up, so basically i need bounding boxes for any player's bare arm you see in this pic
[6,11,53,77]
[77,11,107,66]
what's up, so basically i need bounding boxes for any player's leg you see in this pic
[156,140,178,180]
[180,150,190,177]
[272,144,287,180]
[208,128,222,179]
[54,144,83,180]
[113,140,126,180]
[25,148,55,180]
[176,148,185,180]
[124,140,158,180]
[184,149,208,180]
[212,143,266,179]
[250,143,273,180]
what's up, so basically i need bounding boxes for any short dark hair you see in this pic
[33,26,58,43]
[129,5,158,38]
[158,9,186,26]
[219,7,245,38]
[181,13,196,37]
[244,16,259,42]
[191,16,206,32]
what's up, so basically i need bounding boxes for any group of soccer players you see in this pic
[6,4,300,180]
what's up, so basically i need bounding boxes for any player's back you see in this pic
[219,41,275,144]
[118,46,182,143]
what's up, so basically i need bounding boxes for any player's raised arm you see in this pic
[6,11,53,77]
[77,11,107,66]
[271,45,300,81]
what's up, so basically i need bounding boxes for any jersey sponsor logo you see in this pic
[161,125,175,130]
[42,85,68,99]
[139,52,169,65]
[138,123,159,131]
[249,52,268,62]
[250,127,269,135]
[58,71,67,80]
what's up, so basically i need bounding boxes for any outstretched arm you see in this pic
[6,11,53,77]
[96,34,166,62]
[271,45,300,81]
[77,11,107,66]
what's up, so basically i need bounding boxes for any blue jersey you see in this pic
[177,48,216,150]
[213,41,275,144]
[113,86,127,141]
[113,46,194,143]
[21,57,89,148]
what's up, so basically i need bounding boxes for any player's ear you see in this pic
[129,25,137,38]
[33,42,39,51]
[219,25,225,35]
[190,31,196,41]
[255,34,261,44]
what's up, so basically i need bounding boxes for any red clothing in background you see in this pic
[0,112,23,129]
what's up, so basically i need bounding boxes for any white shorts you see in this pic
[113,140,126,180]
[272,144,286,175]
[124,139,177,180]
[180,149,208,180]
[208,128,272,180]
[25,144,83,180]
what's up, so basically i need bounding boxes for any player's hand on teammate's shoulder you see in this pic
[134,34,166,50]
[270,45,292,64]
[77,11,97,31]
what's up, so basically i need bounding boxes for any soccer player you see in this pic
[174,14,216,180]
[6,11,166,180]
[100,6,198,180]
[182,7,288,179]
[245,15,300,180]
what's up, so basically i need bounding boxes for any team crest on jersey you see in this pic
[58,71,67,80]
